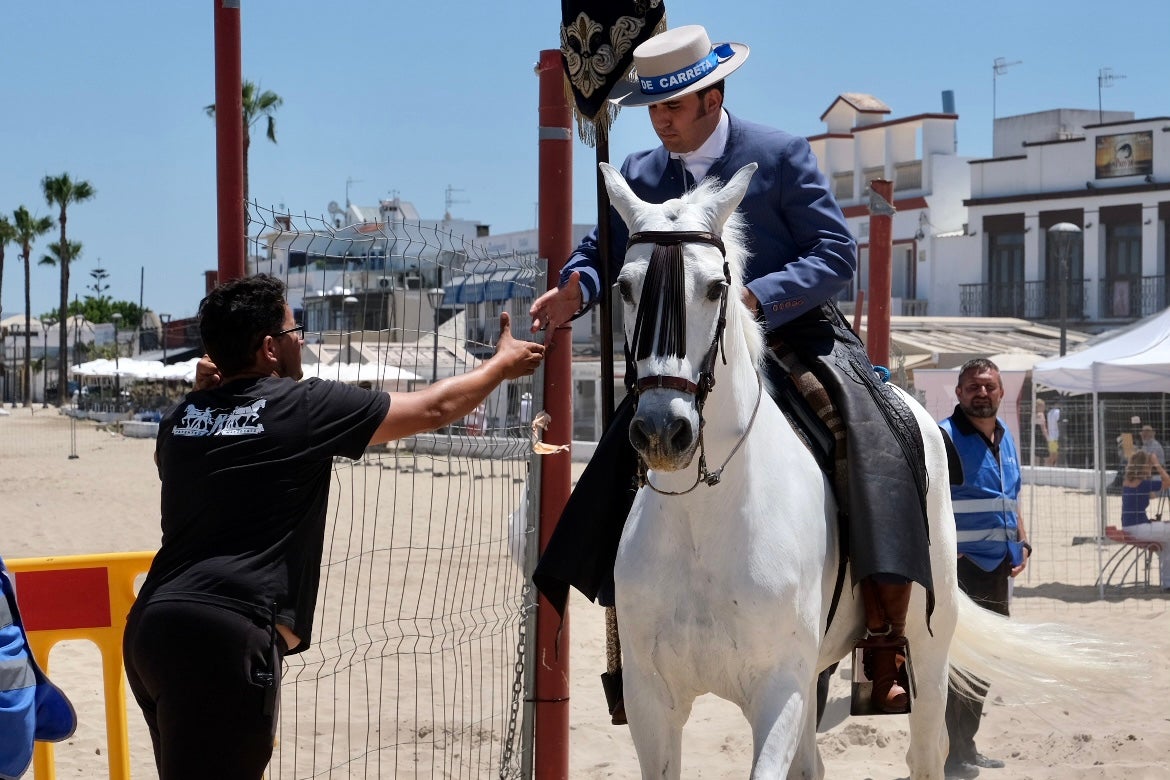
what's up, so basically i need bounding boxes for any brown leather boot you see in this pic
[860,578,913,714]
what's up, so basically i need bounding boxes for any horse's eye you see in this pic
[618,279,634,304]
[706,281,727,302]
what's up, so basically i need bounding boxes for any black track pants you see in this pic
[123,599,282,780]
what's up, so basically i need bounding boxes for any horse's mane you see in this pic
[678,179,765,370]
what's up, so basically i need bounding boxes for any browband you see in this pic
[627,230,726,256]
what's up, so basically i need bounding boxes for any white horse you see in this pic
[602,161,1118,780]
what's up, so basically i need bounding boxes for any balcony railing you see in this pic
[959,276,1166,321]
[960,280,1088,319]
[1098,276,1167,320]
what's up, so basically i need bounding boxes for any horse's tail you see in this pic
[947,590,1136,702]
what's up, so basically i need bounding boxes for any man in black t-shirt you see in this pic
[123,275,543,780]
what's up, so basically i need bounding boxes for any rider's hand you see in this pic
[494,312,545,379]
[742,287,761,318]
[529,271,583,333]
[194,354,222,391]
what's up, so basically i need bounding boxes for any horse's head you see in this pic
[602,161,759,474]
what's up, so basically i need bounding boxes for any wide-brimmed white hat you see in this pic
[608,25,749,107]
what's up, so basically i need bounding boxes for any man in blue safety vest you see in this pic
[938,358,1031,779]
[0,555,76,780]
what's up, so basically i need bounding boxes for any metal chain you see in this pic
[498,583,532,779]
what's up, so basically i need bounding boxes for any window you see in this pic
[832,171,854,201]
[985,214,1025,317]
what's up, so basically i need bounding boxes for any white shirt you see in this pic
[1046,407,1061,442]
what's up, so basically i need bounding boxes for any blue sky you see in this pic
[2,0,1168,322]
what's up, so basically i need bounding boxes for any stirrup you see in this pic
[849,635,915,716]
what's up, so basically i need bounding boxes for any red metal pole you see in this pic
[534,48,573,780]
[213,0,245,283]
[866,179,894,368]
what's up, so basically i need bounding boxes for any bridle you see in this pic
[627,230,763,495]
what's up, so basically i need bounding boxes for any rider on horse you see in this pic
[531,23,932,716]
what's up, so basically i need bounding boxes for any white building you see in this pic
[808,92,972,317]
[808,94,1170,329]
[955,110,1169,327]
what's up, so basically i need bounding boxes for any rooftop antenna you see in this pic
[444,184,468,220]
[1097,67,1126,124]
[992,57,1022,145]
[345,176,362,211]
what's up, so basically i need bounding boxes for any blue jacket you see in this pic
[939,411,1025,572]
[561,112,856,331]
[0,557,76,780]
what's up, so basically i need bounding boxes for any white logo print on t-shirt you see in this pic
[173,399,268,437]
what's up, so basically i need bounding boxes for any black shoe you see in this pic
[944,758,980,779]
[974,753,1004,769]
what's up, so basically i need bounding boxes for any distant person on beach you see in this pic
[1119,450,1170,592]
[1045,399,1062,466]
[122,275,543,780]
[1140,424,1165,465]
[1032,398,1049,466]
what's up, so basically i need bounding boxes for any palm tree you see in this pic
[0,216,15,320]
[43,173,96,404]
[205,80,283,209]
[0,216,14,405]
[12,207,54,407]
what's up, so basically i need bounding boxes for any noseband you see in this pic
[627,230,762,495]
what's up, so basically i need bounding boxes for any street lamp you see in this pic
[42,317,56,408]
[425,288,445,384]
[159,313,172,364]
[111,312,123,406]
[1048,222,1082,357]
[72,308,83,405]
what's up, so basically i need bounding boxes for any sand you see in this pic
[3,406,1168,779]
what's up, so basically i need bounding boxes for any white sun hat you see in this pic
[608,24,749,107]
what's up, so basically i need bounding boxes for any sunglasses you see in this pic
[274,324,305,339]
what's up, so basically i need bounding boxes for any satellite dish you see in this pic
[327,201,342,215]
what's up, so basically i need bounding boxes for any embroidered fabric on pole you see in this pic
[559,0,666,145]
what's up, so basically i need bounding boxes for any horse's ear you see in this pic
[707,162,758,228]
[599,162,641,229]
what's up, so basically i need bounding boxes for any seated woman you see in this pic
[1120,450,1170,592]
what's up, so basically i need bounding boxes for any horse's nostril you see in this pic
[666,418,693,453]
[629,420,651,451]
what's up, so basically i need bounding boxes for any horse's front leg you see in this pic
[786,676,825,780]
[623,663,693,780]
[743,668,814,780]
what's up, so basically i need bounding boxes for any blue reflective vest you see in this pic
[0,557,77,780]
[939,416,1024,572]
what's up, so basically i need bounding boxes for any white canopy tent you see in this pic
[71,357,201,383]
[1031,307,1170,394]
[72,356,420,388]
[1031,306,1170,597]
[301,361,420,387]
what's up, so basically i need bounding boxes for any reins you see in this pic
[626,229,759,495]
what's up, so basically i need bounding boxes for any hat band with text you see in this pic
[638,43,736,96]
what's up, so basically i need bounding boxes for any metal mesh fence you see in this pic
[246,203,542,778]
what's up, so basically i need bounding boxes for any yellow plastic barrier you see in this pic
[7,551,155,780]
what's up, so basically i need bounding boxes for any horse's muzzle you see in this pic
[630,408,697,471]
